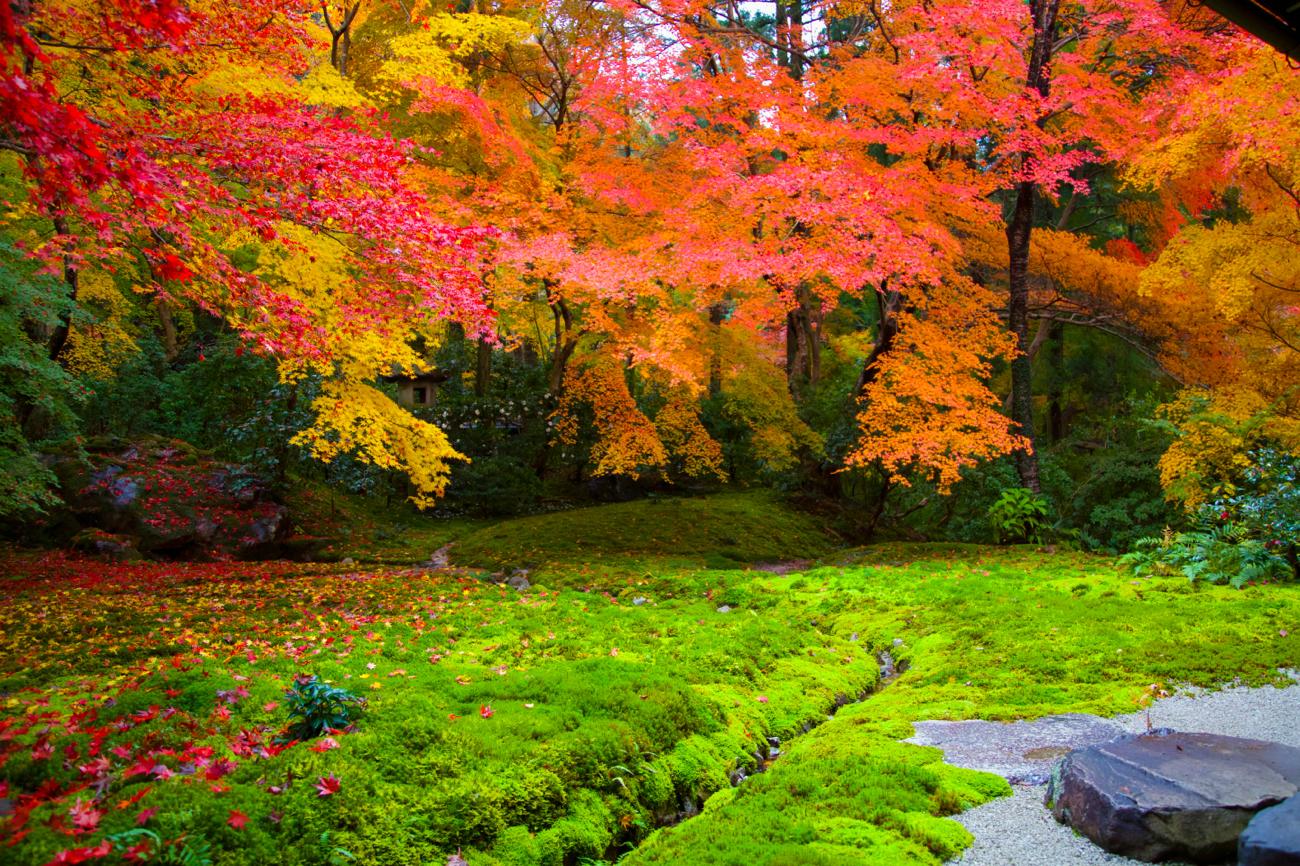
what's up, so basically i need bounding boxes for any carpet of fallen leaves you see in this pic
[0,550,530,864]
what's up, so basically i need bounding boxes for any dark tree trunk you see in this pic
[157,299,179,363]
[1006,180,1040,491]
[475,338,491,397]
[323,2,361,76]
[1047,321,1065,443]
[46,216,78,363]
[785,308,804,395]
[1004,0,1060,494]
[708,301,726,397]
[536,281,578,478]
[855,283,901,397]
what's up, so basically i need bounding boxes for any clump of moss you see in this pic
[450,491,837,571]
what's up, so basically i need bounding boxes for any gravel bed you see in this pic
[943,673,1300,866]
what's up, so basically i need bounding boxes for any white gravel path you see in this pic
[944,674,1300,866]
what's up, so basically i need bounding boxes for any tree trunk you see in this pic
[1004,0,1060,494]
[1007,183,1041,492]
[156,298,179,363]
[785,308,805,395]
[1048,321,1065,443]
[474,338,491,397]
[855,283,900,396]
[324,2,360,76]
[46,216,78,363]
[708,301,726,397]
[536,281,577,478]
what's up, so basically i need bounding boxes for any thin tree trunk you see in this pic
[1004,0,1060,494]
[474,339,491,397]
[785,308,804,395]
[855,282,900,396]
[47,216,78,363]
[156,299,179,362]
[536,280,577,478]
[708,301,726,396]
[1048,321,1065,443]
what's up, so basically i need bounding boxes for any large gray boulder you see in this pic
[49,437,292,561]
[1046,731,1300,863]
[1240,795,1300,866]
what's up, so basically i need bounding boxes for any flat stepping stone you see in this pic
[1240,795,1300,866]
[908,713,1126,784]
[1046,731,1300,863]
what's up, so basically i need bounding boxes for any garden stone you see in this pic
[1239,795,1300,866]
[70,528,142,561]
[908,713,1125,785]
[716,604,731,613]
[1046,731,1300,863]
[506,570,531,591]
[51,437,291,561]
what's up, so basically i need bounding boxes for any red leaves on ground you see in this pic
[315,774,341,798]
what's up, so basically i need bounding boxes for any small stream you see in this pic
[654,647,909,827]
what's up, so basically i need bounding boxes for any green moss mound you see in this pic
[451,491,837,571]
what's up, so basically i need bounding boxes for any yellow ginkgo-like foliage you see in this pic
[235,223,457,507]
[655,392,725,482]
[298,62,372,110]
[293,376,467,509]
[380,14,532,92]
[714,326,822,473]
[1156,388,1300,509]
[1126,43,1300,508]
[63,271,139,380]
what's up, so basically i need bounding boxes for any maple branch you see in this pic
[1264,163,1300,208]
[1251,271,1300,294]
[867,0,901,63]
[1249,305,1300,355]
[628,0,816,67]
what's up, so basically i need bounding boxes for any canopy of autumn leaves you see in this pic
[2,0,1297,503]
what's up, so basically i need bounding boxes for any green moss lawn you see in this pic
[1,492,1295,865]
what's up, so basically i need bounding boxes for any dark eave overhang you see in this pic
[1200,0,1300,61]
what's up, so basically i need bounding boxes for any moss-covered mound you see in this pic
[450,491,838,571]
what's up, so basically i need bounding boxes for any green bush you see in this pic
[447,456,543,517]
[1120,524,1289,588]
[1209,446,1300,579]
[987,488,1052,544]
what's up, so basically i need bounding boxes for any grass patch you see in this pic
[0,504,1296,866]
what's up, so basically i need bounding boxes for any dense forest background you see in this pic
[2,0,1298,571]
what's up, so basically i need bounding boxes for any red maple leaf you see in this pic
[479,704,494,719]
[68,798,102,834]
[227,809,248,830]
[315,774,341,797]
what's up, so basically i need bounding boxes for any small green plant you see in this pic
[1120,522,1289,588]
[104,828,215,866]
[987,487,1052,544]
[283,674,365,740]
